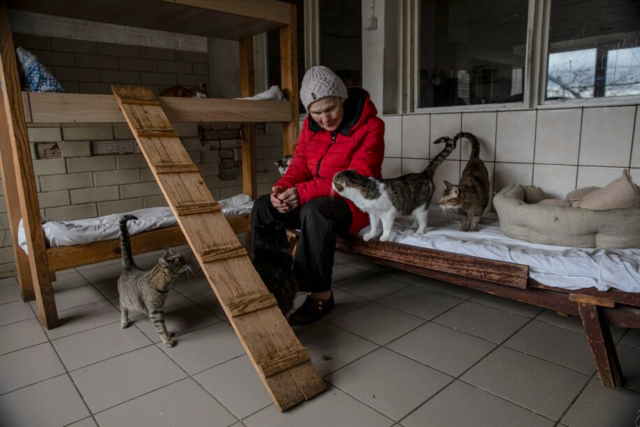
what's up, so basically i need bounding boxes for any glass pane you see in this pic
[547,0,640,101]
[418,0,529,109]
[267,0,305,101]
[319,0,362,87]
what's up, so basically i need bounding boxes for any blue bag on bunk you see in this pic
[16,46,65,93]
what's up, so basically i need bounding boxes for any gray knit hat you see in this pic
[300,66,348,112]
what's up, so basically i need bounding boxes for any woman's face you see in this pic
[309,97,344,132]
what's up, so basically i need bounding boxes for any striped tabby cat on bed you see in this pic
[332,136,457,242]
[117,215,190,348]
[439,132,490,232]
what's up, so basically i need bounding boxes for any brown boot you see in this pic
[288,291,335,325]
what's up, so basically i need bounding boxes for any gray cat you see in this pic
[439,132,490,231]
[332,136,456,242]
[117,215,190,348]
[274,155,293,175]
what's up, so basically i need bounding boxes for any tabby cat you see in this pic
[332,136,457,242]
[251,221,297,315]
[117,215,190,348]
[439,132,490,232]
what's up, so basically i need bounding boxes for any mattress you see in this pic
[356,208,640,294]
[19,194,254,253]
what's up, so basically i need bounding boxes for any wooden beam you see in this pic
[0,93,34,300]
[576,302,624,388]
[10,0,287,40]
[0,2,58,328]
[336,234,529,289]
[112,85,324,411]
[240,37,257,197]
[27,93,292,123]
[159,0,290,24]
[47,215,250,272]
[280,3,299,156]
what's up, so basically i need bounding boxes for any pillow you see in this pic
[16,47,65,93]
[572,169,640,210]
[536,199,573,207]
[567,186,599,201]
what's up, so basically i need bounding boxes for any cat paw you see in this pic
[414,230,425,236]
[379,234,391,242]
[363,232,376,242]
[121,321,131,329]
[163,340,175,348]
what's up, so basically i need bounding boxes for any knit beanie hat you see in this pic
[300,66,348,112]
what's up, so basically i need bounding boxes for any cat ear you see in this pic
[444,180,453,187]
[451,186,459,197]
[159,257,169,267]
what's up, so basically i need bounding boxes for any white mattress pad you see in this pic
[19,194,254,253]
[357,208,640,293]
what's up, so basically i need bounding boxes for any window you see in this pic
[546,0,640,101]
[417,0,529,109]
[319,0,362,87]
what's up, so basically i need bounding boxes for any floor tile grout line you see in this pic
[136,341,243,425]
[393,315,571,425]
[0,372,68,398]
[0,315,43,331]
[315,380,407,425]
[25,301,102,427]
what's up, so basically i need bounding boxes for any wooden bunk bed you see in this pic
[1,0,325,411]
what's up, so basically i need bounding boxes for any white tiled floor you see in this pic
[1,248,639,427]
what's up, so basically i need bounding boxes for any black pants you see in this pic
[251,195,352,293]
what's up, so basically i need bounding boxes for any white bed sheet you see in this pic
[19,194,254,253]
[357,209,640,293]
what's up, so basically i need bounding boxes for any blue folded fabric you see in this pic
[16,46,65,93]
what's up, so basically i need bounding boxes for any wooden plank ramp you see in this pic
[111,85,325,411]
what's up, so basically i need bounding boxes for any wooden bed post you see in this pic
[0,93,34,300]
[570,294,623,388]
[280,3,298,156]
[0,2,58,328]
[240,36,257,198]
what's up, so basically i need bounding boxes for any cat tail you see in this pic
[119,215,138,269]
[425,136,456,176]
[454,132,480,159]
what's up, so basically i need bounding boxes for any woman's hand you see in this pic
[270,187,287,212]
[277,187,300,213]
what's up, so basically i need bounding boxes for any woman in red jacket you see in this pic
[251,66,385,325]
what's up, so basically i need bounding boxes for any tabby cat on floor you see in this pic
[117,215,190,348]
[332,136,457,242]
[439,132,490,232]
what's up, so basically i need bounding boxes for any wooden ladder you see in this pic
[112,85,324,411]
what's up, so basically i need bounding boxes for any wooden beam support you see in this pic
[280,3,299,156]
[112,85,324,411]
[576,302,624,388]
[0,2,58,328]
[336,234,529,288]
[240,36,257,197]
[27,93,292,124]
[46,215,251,272]
[158,0,291,25]
[0,94,33,299]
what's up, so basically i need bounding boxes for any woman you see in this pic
[251,66,385,325]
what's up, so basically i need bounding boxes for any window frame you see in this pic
[410,0,640,114]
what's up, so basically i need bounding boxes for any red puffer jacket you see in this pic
[275,88,385,233]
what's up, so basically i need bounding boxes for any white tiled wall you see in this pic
[382,104,640,208]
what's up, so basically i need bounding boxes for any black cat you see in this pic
[251,221,297,316]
